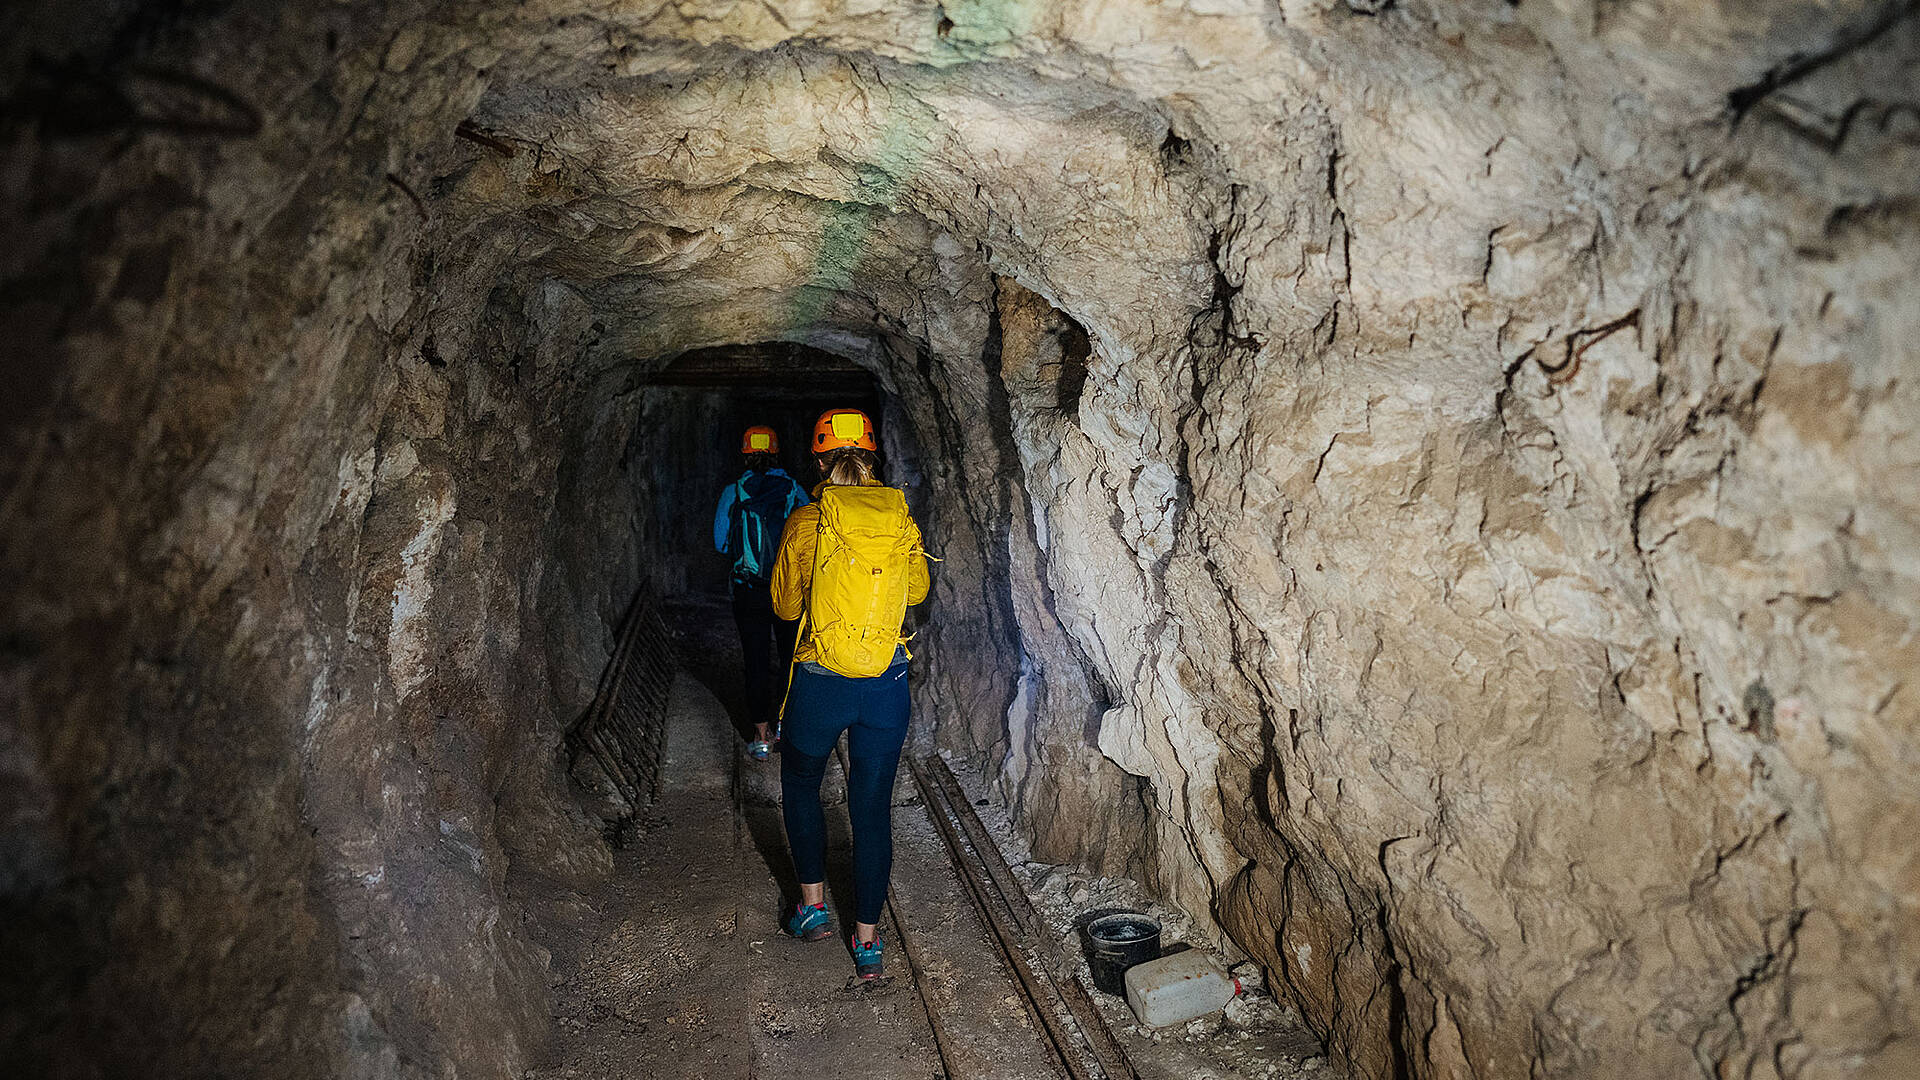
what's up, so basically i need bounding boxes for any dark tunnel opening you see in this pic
[625,341,891,603]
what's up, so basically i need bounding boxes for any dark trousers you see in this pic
[730,582,797,734]
[780,661,910,925]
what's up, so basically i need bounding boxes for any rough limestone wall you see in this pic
[1087,10,1920,1080]
[987,279,1159,878]
[0,5,650,1076]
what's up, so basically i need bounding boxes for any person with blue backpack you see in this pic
[713,425,810,760]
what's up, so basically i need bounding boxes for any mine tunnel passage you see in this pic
[6,1,1917,1079]
[510,338,1272,1080]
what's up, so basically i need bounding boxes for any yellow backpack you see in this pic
[804,485,923,677]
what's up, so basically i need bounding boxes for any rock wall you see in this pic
[2,9,647,1071]
[4,1,1916,1079]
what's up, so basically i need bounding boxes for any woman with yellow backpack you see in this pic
[769,408,932,980]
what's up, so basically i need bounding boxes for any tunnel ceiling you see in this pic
[408,8,1213,378]
[642,342,880,392]
[4,2,1917,1080]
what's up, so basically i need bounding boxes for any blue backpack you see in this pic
[729,473,797,584]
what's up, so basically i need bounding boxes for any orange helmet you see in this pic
[812,409,877,452]
[740,425,779,454]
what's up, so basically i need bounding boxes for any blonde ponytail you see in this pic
[822,448,879,487]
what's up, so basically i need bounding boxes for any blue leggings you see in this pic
[780,661,910,926]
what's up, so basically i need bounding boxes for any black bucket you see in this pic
[1085,912,1162,995]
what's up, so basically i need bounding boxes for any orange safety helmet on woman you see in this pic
[740,425,779,453]
[812,409,877,452]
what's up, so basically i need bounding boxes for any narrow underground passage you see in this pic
[5,3,1915,1080]
[537,341,1302,1080]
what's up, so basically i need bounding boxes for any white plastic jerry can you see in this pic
[1122,949,1241,1027]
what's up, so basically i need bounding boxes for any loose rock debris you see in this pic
[940,755,1335,1080]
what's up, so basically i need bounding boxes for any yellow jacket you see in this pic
[770,480,931,666]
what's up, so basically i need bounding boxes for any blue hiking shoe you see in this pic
[748,740,771,761]
[851,934,884,979]
[787,903,831,942]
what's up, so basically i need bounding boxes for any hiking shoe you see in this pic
[748,740,771,761]
[787,903,831,942]
[850,934,884,979]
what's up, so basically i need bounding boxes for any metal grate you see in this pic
[566,587,676,824]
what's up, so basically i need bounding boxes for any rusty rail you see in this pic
[906,753,1139,1080]
[922,758,1141,1080]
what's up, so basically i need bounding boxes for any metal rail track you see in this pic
[787,737,1137,1080]
[900,753,1141,1080]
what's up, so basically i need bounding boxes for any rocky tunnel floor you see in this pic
[510,597,1328,1080]
[515,669,949,1080]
